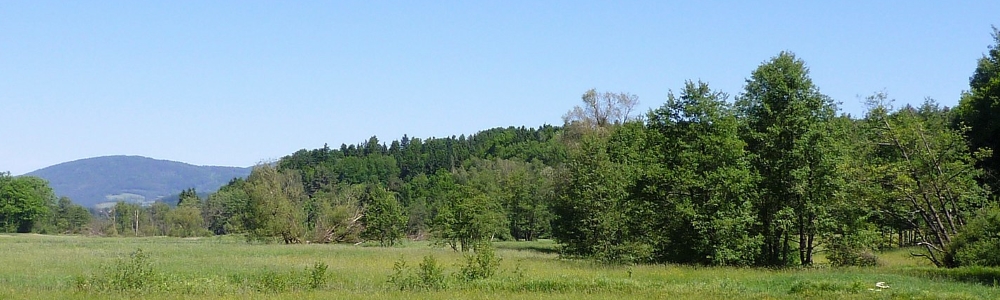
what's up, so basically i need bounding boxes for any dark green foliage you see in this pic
[910,266,1000,285]
[947,205,1000,267]
[551,123,652,264]
[177,188,200,207]
[0,173,54,233]
[825,232,881,267]
[49,196,91,234]
[737,52,839,266]
[643,81,760,266]
[954,27,1000,191]
[203,178,249,235]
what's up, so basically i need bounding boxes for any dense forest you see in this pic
[3,29,1000,269]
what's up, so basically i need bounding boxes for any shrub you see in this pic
[388,255,448,291]
[76,248,162,293]
[459,243,502,281]
[307,262,328,290]
[947,205,1000,267]
[825,232,881,267]
[417,255,447,289]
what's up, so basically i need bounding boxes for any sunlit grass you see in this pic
[0,234,997,299]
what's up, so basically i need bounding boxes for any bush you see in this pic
[76,248,162,293]
[947,205,1000,267]
[825,232,880,267]
[307,262,328,290]
[459,243,502,281]
[388,255,448,291]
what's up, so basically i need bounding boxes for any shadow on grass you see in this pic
[904,266,1000,286]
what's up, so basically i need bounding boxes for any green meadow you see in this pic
[0,234,997,299]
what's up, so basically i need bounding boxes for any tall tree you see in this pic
[563,89,640,129]
[242,164,307,244]
[361,185,407,246]
[0,173,54,233]
[954,27,1000,191]
[737,52,838,266]
[644,81,760,265]
[867,95,988,267]
[177,188,200,207]
[552,123,652,263]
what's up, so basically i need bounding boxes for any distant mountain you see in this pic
[26,156,251,208]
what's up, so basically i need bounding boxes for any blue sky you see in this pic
[2,1,998,175]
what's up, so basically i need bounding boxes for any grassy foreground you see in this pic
[0,234,997,299]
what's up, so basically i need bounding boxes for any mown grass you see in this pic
[0,234,997,299]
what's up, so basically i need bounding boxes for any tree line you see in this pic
[3,28,998,269]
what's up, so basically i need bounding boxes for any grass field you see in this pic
[0,234,997,299]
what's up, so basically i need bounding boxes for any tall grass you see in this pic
[0,234,997,299]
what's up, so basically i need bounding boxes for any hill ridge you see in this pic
[26,155,251,208]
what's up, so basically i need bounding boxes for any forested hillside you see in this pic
[26,156,251,207]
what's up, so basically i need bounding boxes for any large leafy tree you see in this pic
[954,27,1000,191]
[737,52,839,266]
[242,164,307,244]
[360,185,407,246]
[0,173,55,233]
[552,122,652,263]
[644,81,760,266]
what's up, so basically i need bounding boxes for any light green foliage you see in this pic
[307,262,328,290]
[954,27,1000,191]
[308,184,365,243]
[459,243,502,281]
[112,201,157,236]
[166,204,210,237]
[389,255,448,291]
[361,185,407,246]
[865,95,988,267]
[432,189,507,252]
[76,248,161,293]
[243,164,308,244]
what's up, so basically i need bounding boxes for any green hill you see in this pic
[25,155,251,208]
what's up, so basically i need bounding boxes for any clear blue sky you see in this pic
[2,1,998,175]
